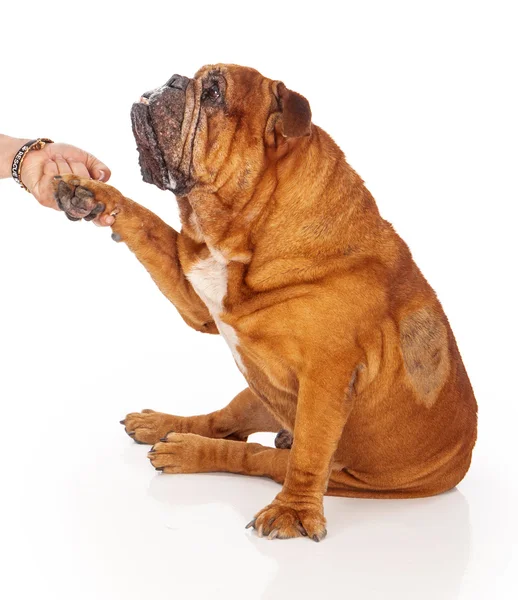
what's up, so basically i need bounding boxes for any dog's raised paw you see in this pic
[52,174,123,226]
[53,176,105,221]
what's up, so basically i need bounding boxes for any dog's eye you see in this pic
[202,83,221,102]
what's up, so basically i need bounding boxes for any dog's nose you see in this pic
[165,74,190,91]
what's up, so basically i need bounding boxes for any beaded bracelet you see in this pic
[12,138,54,191]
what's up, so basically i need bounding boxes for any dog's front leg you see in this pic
[52,175,216,334]
[248,362,360,541]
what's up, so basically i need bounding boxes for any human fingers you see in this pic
[52,154,74,176]
[68,160,91,179]
[85,153,111,182]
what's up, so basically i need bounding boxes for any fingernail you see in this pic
[97,170,105,181]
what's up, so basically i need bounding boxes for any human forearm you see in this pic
[0,135,30,179]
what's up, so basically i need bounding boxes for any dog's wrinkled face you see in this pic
[130,64,311,197]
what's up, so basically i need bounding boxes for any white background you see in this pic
[0,1,517,598]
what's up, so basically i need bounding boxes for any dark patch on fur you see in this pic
[400,307,450,407]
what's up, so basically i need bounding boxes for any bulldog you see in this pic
[53,64,478,541]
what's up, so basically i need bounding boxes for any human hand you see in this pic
[21,142,113,224]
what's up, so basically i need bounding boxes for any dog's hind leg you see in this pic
[121,387,281,445]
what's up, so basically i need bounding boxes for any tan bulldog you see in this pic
[53,64,478,541]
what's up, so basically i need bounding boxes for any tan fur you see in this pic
[53,64,477,541]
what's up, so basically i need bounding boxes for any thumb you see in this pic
[86,153,112,182]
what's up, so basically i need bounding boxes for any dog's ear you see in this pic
[274,82,312,138]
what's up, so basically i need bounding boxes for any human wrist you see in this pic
[10,138,54,191]
[0,135,31,179]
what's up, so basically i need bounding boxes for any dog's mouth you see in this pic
[130,76,192,195]
[131,100,172,191]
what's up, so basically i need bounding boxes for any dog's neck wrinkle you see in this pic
[179,166,278,262]
[178,125,383,264]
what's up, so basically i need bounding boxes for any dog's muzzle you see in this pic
[130,74,191,194]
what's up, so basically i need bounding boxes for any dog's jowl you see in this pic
[54,64,478,542]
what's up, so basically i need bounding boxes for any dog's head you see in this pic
[130,64,312,196]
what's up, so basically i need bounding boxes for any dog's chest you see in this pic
[185,252,246,373]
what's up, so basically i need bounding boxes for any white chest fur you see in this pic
[186,250,246,374]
